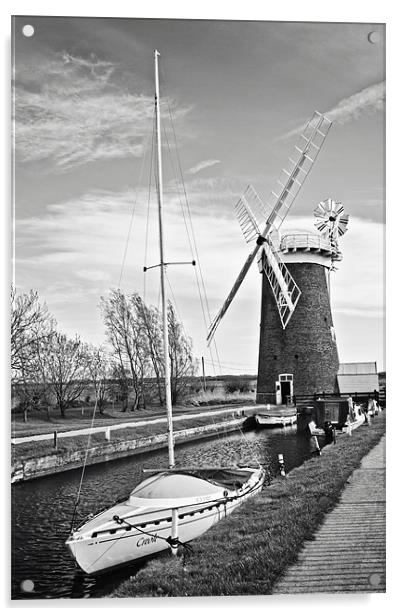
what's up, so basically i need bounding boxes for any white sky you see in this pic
[11,11,386,374]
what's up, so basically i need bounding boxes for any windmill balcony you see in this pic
[280,233,338,257]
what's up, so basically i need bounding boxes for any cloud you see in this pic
[13,51,190,170]
[14,181,383,370]
[187,159,221,175]
[325,81,385,124]
[279,81,385,141]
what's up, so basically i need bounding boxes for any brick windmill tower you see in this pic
[207,112,348,405]
[256,198,349,404]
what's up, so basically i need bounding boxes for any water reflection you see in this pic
[12,426,321,599]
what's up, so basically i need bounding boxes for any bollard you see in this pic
[81,407,84,416]
[313,435,321,455]
[105,427,111,441]
[347,422,352,436]
[278,453,286,477]
[53,430,58,449]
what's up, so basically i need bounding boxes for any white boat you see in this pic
[67,466,264,574]
[308,421,326,436]
[255,413,297,428]
[341,412,365,433]
[66,50,265,575]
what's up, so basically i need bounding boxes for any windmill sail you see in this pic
[235,184,301,328]
[259,241,301,329]
[234,186,262,244]
[207,111,332,345]
[262,111,332,233]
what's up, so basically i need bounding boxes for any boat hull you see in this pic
[67,467,264,575]
[255,414,297,428]
[341,413,365,433]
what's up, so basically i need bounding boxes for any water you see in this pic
[11,426,321,600]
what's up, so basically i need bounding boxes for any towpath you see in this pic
[272,435,386,594]
[11,404,259,445]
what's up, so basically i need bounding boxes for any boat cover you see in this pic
[129,469,255,502]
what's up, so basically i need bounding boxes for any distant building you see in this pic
[337,362,379,395]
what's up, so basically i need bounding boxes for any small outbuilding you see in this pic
[337,362,379,396]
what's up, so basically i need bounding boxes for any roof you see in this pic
[337,374,379,394]
[338,362,377,375]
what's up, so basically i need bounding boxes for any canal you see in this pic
[12,425,322,599]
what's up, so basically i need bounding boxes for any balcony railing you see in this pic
[280,233,334,253]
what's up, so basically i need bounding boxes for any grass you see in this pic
[187,391,255,407]
[11,412,242,463]
[11,395,254,437]
[110,411,385,598]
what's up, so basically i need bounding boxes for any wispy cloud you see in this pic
[187,159,221,175]
[326,81,385,124]
[280,81,385,141]
[13,51,190,171]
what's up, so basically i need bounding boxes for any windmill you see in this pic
[207,111,344,405]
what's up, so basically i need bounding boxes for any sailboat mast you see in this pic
[154,49,175,469]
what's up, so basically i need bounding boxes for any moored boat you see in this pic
[255,413,297,428]
[66,50,265,575]
[67,466,264,574]
[341,412,365,433]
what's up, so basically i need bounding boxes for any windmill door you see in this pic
[278,374,294,405]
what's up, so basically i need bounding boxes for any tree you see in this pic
[135,296,164,405]
[11,286,50,372]
[167,302,197,405]
[11,287,55,422]
[85,344,111,414]
[100,290,197,409]
[109,361,130,412]
[44,333,88,417]
[101,290,151,411]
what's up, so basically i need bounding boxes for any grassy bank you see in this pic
[110,412,385,598]
[11,394,254,438]
[11,412,243,463]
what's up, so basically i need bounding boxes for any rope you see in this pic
[118,119,153,289]
[164,101,222,373]
[69,386,100,533]
[86,511,194,573]
[158,92,221,375]
[143,114,156,301]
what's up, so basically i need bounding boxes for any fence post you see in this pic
[105,427,111,441]
[278,453,286,477]
[53,431,58,449]
[313,435,321,455]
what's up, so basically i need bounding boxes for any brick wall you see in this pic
[256,262,339,403]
